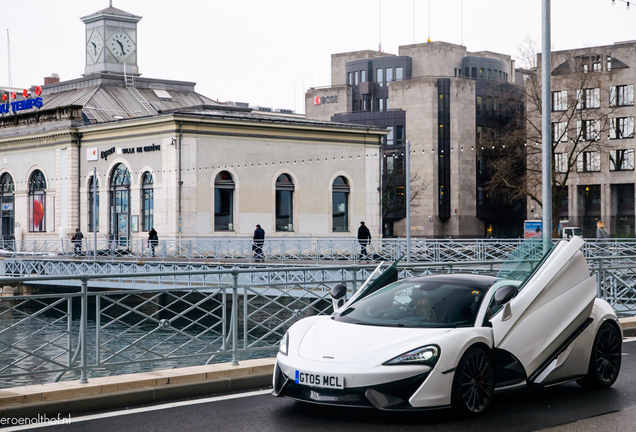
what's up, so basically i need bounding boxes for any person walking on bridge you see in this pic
[72,228,83,256]
[253,224,265,262]
[357,221,371,261]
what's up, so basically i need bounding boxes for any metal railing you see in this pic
[1,256,636,389]
[3,237,636,263]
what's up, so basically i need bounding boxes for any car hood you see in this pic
[297,318,452,363]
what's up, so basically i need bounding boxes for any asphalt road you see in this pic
[17,341,636,432]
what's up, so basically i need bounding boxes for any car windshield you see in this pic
[497,234,553,286]
[334,279,489,328]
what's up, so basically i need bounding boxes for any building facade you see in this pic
[0,6,383,247]
[531,41,636,238]
[306,42,525,238]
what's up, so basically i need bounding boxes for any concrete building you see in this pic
[531,41,636,238]
[306,42,525,238]
[0,5,383,248]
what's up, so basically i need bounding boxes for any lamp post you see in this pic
[541,0,552,244]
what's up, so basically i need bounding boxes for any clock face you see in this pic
[107,29,134,62]
[87,31,104,63]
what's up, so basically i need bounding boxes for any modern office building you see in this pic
[306,42,526,238]
[531,41,636,238]
[0,5,384,247]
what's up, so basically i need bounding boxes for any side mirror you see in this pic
[330,283,347,300]
[330,283,347,312]
[494,285,518,306]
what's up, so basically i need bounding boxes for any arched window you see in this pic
[0,173,15,241]
[275,174,294,232]
[88,176,99,232]
[141,172,154,232]
[29,170,46,232]
[109,163,131,245]
[332,176,350,232]
[214,171,234,231]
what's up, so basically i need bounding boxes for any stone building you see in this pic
[530,41,636,238]
[0,5,383,248]
[305,42,526,238]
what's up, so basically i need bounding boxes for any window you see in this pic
[552,90,567,111]
[377,98,384,111]
[396,67,403,81]
[354,71,359,86]
[88,176,99,232]
[361,70,366,83]
[347,72,351,85]
[554,153,568,173]
[464,67,469,77]
[576,88,600,109]
[376,68,383,86]
[385,98,389,110]
[577,120,600,141]
[386,156,394,174]
[476,96,482,115]
[610,149,635,171]
[352,100,359,111]
[487,69,492,80]
[610,117,635,139]
[141,172,154,232]
[386,67,393,82]
[109,163,131,245]
[386,126,394,145]
[0,173,15,241]
[214,171,234,231]
[610,85,634,107]
[577,151,601,172]
[275,174,294,231]
[471,67,477,78]
[551,122,568,143]
[29,170,46,232]
[592,55,602,72]
[479,68,484,79]
[395,125,404,145]
[332,176,349,232]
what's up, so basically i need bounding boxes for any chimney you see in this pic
[44,73,60,85]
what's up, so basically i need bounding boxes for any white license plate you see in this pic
[295,370,344,389]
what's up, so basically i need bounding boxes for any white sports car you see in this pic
[272,236,622,414]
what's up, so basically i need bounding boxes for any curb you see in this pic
[0,373,273,420]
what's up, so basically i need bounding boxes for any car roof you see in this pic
[405,274,498,290]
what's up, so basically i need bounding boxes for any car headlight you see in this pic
[279,331,289,356]
[383,345,440,366]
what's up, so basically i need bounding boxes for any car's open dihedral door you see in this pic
[490,237,597,378]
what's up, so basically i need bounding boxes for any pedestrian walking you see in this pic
[596,220,608,256]
[253,224,265,261]
[72,228,83,256]
[357,221,371,261]
[148,228,159,257]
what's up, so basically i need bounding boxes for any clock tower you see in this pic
[81,3,142,76]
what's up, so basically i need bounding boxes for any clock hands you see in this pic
[116,39,125,54]
[91,41,97,56]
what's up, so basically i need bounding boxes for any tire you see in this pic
[578,321,622,389]
[451,345,495,415]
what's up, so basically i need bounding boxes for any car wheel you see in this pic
[452,345,495,415]
[578,321,622,389]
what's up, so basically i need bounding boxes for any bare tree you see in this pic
[478,38,620,236]
[382,168,427,219]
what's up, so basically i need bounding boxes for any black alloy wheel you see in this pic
[578,321,622,388]
[452,346,495,415]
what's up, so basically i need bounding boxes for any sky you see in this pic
[0,0,634,114]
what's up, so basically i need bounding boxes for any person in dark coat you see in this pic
[357,221,372,261]
[72,228,83,256]
[253,224,265,261]
[148,228,159,257]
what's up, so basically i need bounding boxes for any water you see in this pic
[0,293,284,389]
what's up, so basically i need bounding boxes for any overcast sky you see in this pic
[1,0,634,113]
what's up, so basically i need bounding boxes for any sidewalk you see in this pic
[0,358,275,419]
